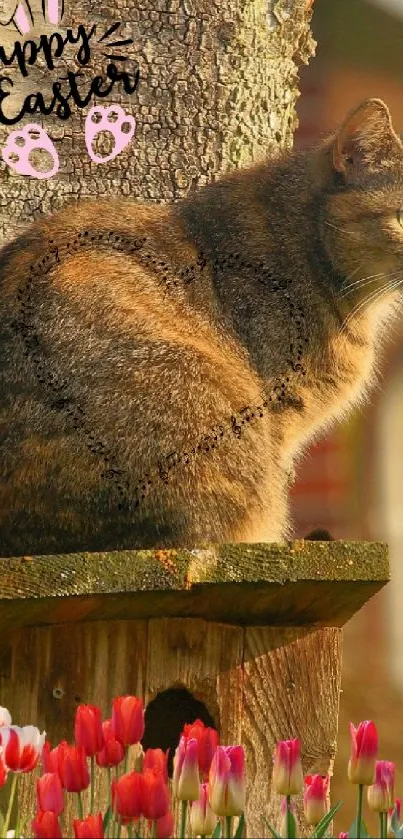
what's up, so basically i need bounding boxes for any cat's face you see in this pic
[319,99,403,320]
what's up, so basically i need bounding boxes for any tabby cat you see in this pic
[0,98,402,556]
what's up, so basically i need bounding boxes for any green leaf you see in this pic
[233,813,245,838]
[262,816,282,839]
[211,822,222,838]
[348,816,370,838]
[103,805,112,833]
[312,800,343,838]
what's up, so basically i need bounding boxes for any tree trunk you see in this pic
[0,0,315,244]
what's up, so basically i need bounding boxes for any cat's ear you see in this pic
[332,98,403,176]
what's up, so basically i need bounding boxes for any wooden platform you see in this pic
[0,540,389,633]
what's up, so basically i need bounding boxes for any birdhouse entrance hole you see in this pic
[142,687,217,775]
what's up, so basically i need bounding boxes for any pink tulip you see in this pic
[272,739,304,795]
[182,720,219,780]
[37,772,64,815]
[172,736,200,801]
[388,798,402,835]
[0,748,8,787]
[303,774,330,826]
[0,725,46,772]
[367,760,395,812]
[208,746,245,817]
[190,782,217,836]
[348,721,378,785]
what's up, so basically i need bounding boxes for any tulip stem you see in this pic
[124,747,129,774]
[356,784,363,839]
[180,800,188,839]
[78,790,84,820]
[225,815,233,838]
[90,754,95,813]
[380,811,387,839]
[2,772,18,839]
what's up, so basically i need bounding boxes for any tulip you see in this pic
[96,719,125,769]
[41,741,64,775]
[303,774,330,826]
[208,746,245,817]
[74,705,104,757]
[36,772,64,815]
[272,739,304,796]
[338,834,348,838]
[183,719,219,779]
[172,736,200,801]
[348,721,378,786]
[143,747,169,782]
[0,707,11,727]
[0,725,46,772]
[142,766,170,820]
[111,696,144,747]
[0,748,8,787]
[388,798,401,836]
[155,810,175,838]
[280,797,299,839]
[111,771,143,822]
[367,760,395,812]
[32,811,62,838]
[190,782,217,837]
[73,813,104,838]
[58,743,90,792]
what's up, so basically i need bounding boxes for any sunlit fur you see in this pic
[0,98,402,555]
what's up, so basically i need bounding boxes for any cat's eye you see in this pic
[397,209,403,227]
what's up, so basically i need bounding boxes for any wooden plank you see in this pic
[0,541,390,633]
[242,626,342,838]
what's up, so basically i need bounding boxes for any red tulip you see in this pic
[367,760,395,812]
[272,739,304,796]
[0,725,46,772]
[183,720,219,780]
[208,745,245,817]
[32,811,62,838]
[73,813,104,838]
[111,696,144,747]
[41,741,64,775]
[154,810,175,838]
[172,736,200,801]
[303,774,330,826]
[143,748,169,782]
[37,772,64,815]
[111,771,143,822]
[348,721,378,785]
[58,743,90,792]
[0,749,8,787]
[75,705,104,757]
[96,719,125,769]
[142,767,170,820]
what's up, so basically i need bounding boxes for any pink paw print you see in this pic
[1,123,59,179]
[85,105,136,164]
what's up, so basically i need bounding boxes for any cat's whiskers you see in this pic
[324,221,362,240]
[339,270,389,298]
[339,275,403,338]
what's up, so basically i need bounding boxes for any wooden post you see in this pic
[0,540,389,836]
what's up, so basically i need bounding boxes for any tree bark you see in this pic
[0,0,315,244]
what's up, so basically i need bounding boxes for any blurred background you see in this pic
[294,0,403,830]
